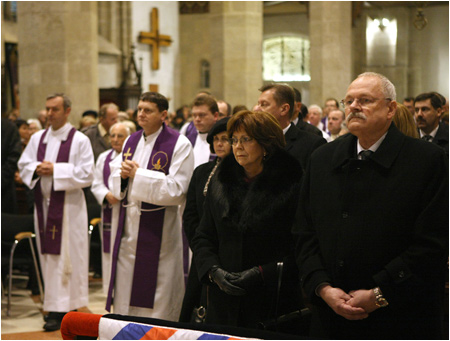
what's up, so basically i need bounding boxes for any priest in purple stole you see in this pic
[106,92,194,321]
[18,93,94,332]
[91,123,130,294]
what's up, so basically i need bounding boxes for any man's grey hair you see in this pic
[47,93,72,110]
[99,103,120,119]
[308,104,323,115]
[109,122,131,136]
[356,72,396,101]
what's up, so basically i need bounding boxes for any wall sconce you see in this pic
[414,8,428,30]
[373,18,390,31]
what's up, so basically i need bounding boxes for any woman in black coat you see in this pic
[179,117,232,323]
[192,110,304,329]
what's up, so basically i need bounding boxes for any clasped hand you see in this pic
[209,266,263,296]
[36,160,54,176]
[121,160,140,179]
[319,285,379,321]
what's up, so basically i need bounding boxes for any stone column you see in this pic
[210,1,263,109]
[18,1,98,126]
[309,1,352,105]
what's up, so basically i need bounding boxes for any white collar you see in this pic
[45,122,72,142]
[357,131,387,155]
[419,124,439,139]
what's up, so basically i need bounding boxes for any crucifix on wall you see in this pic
[138,7,173,70]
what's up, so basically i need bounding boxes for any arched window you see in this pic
[263,36,310,82]
[200,60,210,88]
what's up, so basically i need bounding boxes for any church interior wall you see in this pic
[131,1,179,113]
[179,11,211,109]
[408,4,449,97]
[2,1,448,117]
[360,3,449,101]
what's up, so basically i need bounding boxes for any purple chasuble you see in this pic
[106,124,179,311]
[34,127,77,255]
[185,121,197,147]
[102,149,114,253]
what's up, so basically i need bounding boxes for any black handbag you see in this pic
[190,286,209,324]
[257,262,311,334]
[191,305,206,324]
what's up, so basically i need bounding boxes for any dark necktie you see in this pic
[359,150,373,160]
[422,135,432,142]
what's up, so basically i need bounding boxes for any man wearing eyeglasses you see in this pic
[255,83,326,172]
[180,94,219,168]
[295,72,448,339]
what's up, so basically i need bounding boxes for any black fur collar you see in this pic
[213,148,302,232]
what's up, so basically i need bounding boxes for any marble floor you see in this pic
[1,273,109,339]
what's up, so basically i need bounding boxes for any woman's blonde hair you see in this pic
[393,102,419,138]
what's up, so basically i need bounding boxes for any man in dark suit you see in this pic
[291,87,323,137]
[255,84,326,172]
[414,92,449,155]
[83,103,119,161]
[295,72,448,339]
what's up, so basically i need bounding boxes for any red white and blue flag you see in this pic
[98,317,256,340]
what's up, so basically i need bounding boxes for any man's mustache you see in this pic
[346,112,367,123]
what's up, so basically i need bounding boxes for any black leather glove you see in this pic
[228,266,263,289]
[209,265,246,296]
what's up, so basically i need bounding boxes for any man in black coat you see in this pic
[255,84,326,172]
[291,87,323,137]
[295,72,448,339]
[414,92,449,155]
[1,118,22,214]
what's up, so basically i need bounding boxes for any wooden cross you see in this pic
[50,225,58,240]
[138,7,173,70]
[123,147,132,161]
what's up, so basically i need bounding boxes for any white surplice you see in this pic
[191,132,211,168]
[18,123,94,312]
[91,148,120,294]
[109,126,194,321]
[180,123,212,168]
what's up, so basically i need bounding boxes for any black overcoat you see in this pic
[433,121,449,155]
[192,148,304,328]
[179,159,217,322]
[296,124,448,339]
[284,123,326,173]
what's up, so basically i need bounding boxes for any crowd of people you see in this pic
[1,71,448,339]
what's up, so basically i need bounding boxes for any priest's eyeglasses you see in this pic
[230,136,254,146]
[340,97,392,109]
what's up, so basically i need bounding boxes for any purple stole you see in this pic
[102,149,115,253]
[106,124,179,311]
[186,121,216,162]
[185,121,197,146]
[34,127,77,255]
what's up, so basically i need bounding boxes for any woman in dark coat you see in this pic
[192,110,304,329]
[180,117,232,323]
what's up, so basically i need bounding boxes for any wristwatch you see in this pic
[373,287,389,308]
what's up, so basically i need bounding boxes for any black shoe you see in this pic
[43,319,61,332]
[93,272,102,279]
[43,312,66,331]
